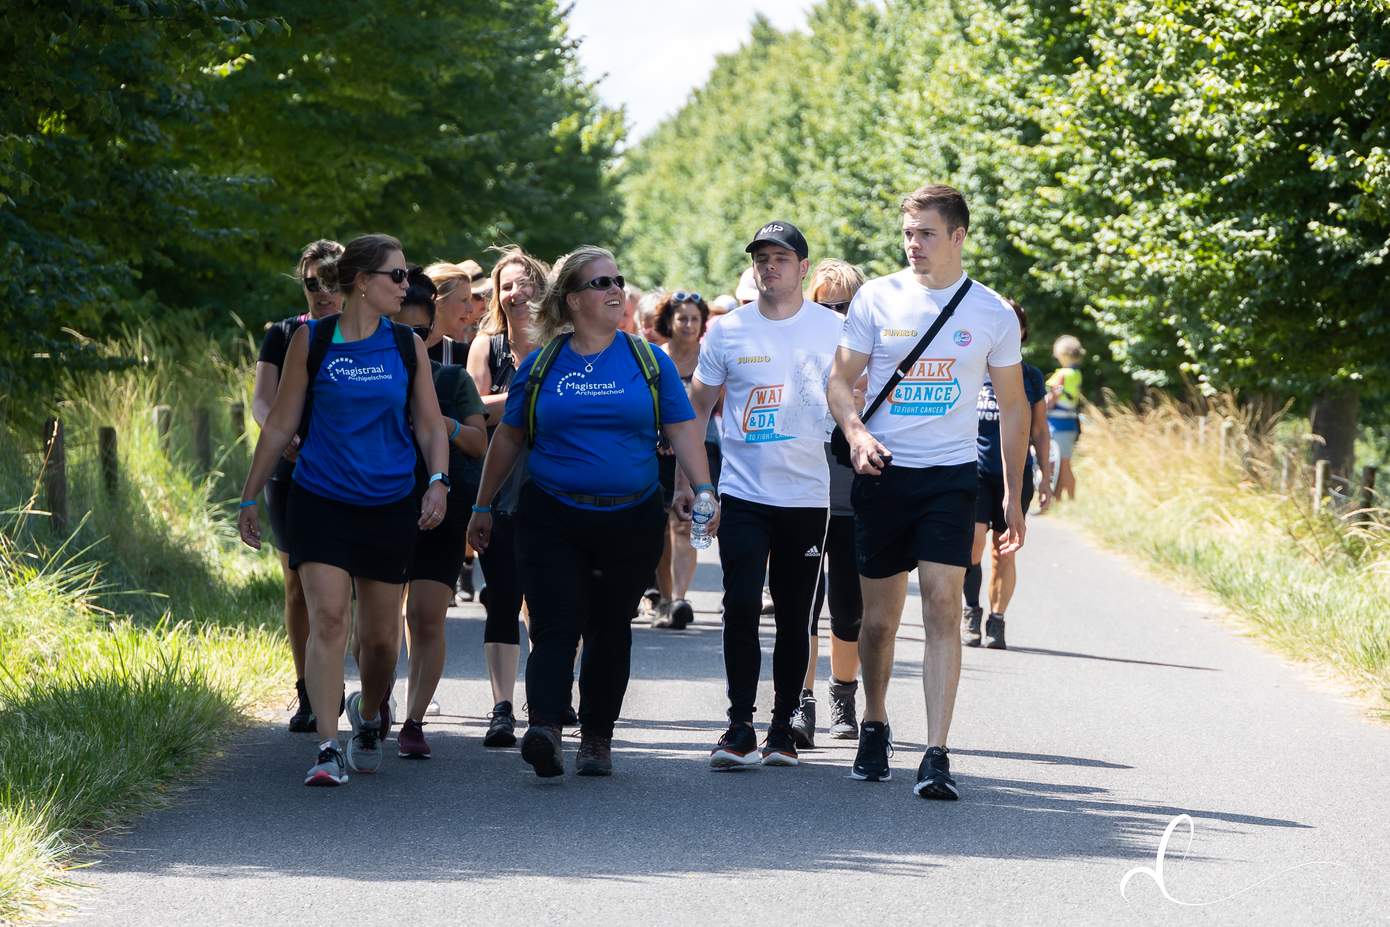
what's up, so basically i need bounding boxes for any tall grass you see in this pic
[1063,394,1390,714]
[1,330,292,921]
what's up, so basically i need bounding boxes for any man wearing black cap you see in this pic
[676,220,844,769]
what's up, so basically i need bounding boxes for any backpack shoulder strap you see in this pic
[390,321,418,404]
[524,335,569,448]
[299,315,339,440]
[624,333,663,437]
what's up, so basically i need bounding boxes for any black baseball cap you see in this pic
[745,220,809,261]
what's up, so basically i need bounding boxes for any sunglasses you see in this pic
[409,324,433,341]
[573,274,625,293]
[673,290,701,304]
[821,300,850,313]
[303,277,325,293]
[366,267,410,285]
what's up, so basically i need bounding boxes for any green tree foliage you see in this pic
[620,0,1390,454]
[1,0,621,413]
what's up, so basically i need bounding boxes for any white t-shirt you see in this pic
[695,299,844,508]
[839,270,1022,468]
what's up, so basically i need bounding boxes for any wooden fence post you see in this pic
[1219,419,1233,464]
[1198,415,1208,447]
[1359,466,1379,513]
[42,418,68,533]
[99,426,118,496]
[153,405,172,451]
[1279,453,1290,495]
[230,401,246,438]
[194,407,212,472]
[1313,459,1329,514]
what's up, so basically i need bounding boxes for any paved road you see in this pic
[69,517,1390,925]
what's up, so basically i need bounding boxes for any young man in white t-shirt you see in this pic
[827,185,1030,800]
[677,220,845,769]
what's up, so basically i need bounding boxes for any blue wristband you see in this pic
[471,504,492,514]
[239,499,257,509]
[449,418,461,441]
[693,483,715,494]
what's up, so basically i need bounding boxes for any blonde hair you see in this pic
[482,245,550,338]
[531,245,615,345]
[424,261,472,301]
[807,258,865,303]
[1053,334,1086,364]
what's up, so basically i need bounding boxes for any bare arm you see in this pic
[827,345,891,475]
[1029,397,1052,512]
[467,334,508,426]
[251,362,279,427]
[666,417,721,535]
[237,328,311,548]
[672,378,722,507]
[411,336,451,530]
[448,413,487,459]
[990,362,1030,553]
[465,422,525,553]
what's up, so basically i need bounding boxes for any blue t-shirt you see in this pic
[502,335,695,510]
[294,317,417,505]
[976,362,1045,474]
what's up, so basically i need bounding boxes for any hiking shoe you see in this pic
[850,721,893,782]
[962,606,984,647]
[575,734,613,776]
[304,740,348,787]
[789,688,816,749]
[651,599,673,628]
[669,599,695,629]
[483,700,517,748]
[914,746,960,800]
[288,679,316,733]
[828,679,858,739]
[345,692,383,774]
[984,613,1007,650]
[709,722,760,769]
[761,721,800,767]
[397,719,430,759]
[520,724,565,778]
[561,704,579,727]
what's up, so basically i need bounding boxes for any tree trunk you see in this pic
[1309,386,1360,479]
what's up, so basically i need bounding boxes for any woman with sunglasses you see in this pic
[252,238,344,733]
[239,234,451,787]
[392,270,487,758]
[465,246,551,747]
[650,290,720,630]
[467,247,720,778]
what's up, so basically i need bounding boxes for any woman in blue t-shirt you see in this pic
[238,234,451,789]
[466,246,721,779]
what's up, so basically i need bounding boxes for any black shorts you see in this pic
[852,462,977,577]
[407,481,477,588]
[658,442,723,511]
[974,467,1035,532]
[287,482,418,584]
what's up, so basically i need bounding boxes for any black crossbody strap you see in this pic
[859,278,973,425]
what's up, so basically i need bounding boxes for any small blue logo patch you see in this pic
[953,329,973,347]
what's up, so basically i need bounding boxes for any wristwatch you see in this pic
[428,472,452,492]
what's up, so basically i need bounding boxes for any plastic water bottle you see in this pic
[690,490,716,549]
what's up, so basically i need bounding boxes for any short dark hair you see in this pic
[318,233,403,295]
[295,238,343,280]
[900,184,969,233]
[654,292,709,339]
[402,267,437,319]
[1006,297,1028,342]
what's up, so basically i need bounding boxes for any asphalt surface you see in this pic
[68,517,1390,926]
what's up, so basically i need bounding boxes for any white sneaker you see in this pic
[426,699,441,716]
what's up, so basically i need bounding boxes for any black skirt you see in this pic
[287,482,418,584]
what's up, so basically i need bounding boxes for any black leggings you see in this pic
[479,513,523,645]
[717,494,828,725]
[811,514,862,642]
[515,482,665,737]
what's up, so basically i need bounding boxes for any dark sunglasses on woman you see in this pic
[303,277,325,293]
[366,267,410,284]
[821,300,850,313]
[573,274,625,293]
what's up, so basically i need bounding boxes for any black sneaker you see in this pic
[962,606,983,647]
[709,722,760,769]
[913,746,960,800]
[850,721,893,782]
[789,688,816,749]
[520,724,565,778]
[984,613,1007,650]
[457,560,476,602]
[288,679,316,733]
[483,700,517,748]
[761,720,800,766]
[828,679,858,739]
[669,599,695,629]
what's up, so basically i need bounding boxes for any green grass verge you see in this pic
[1,337,291,922]
[1061,397,1390,715]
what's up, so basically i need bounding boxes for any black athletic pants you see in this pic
[515,482,665,737]
[479,513,523,645]
[811,513,863,642]
[717,494,828,725]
